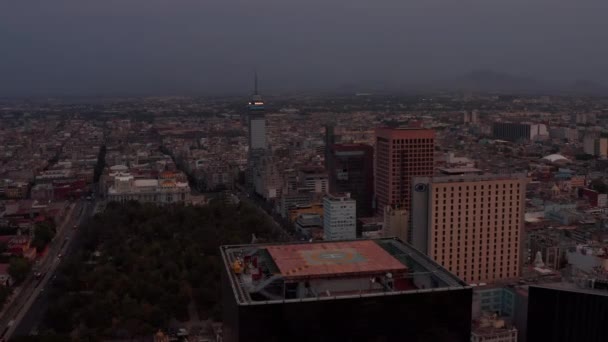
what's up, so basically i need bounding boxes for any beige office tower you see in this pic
[383,206,408,242]
[411,174,527,284]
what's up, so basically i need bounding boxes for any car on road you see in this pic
[57,253,62,259]
[73,224,78,230]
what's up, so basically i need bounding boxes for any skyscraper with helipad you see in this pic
[220,238,472,342]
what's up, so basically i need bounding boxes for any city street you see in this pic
[235,187,293,242]
[0,199,94,340]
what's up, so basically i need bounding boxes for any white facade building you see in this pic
[107,174,190,204]
[298,169,329,194]
[323,193,356,241]
[529,123,548,140]
[253,156,282,200]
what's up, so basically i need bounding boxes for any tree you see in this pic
[10,333,71,342]
[32,221,56,252]
[590,179,608,194]
[43,201,281,338]
[0,285,12,310]
[9,257,32,284]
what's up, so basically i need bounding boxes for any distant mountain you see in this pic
[566,79,608,96]
[451,70,546,94]
[433,70,608,96]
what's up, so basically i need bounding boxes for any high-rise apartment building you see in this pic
[328,143,374,217]
[411,174,527,283]
[374,127,435,219]
[323,193,356,240]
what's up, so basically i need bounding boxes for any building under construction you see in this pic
[221,238,472,342]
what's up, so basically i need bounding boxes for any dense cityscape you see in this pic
[0,89,607,341]
[4,1,608,341]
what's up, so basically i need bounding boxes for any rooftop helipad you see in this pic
[265,240,407,280]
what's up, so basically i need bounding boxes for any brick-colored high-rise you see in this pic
[411,174,527,284]
[374,128,435,219]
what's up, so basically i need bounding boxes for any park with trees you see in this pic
[36,199,280,340]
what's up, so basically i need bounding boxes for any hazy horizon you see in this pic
[2,0,608,97]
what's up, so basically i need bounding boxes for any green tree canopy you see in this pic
[9,257,32,284]
[590,179,608,194]
[43,201,280,339]
[32,221,56,252]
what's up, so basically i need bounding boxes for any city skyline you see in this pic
[2,91,608,341]
[2,1,608,340]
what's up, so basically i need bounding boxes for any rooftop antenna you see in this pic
[254,70,259,95]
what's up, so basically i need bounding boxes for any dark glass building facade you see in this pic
[492,122,532,142]
[527,284,608,342]
[324,124,335,170]
[328,143,374,217]
[221,238,473,342]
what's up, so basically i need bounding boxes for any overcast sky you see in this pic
[1,0,607,96]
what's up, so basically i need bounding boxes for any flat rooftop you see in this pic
[438,167,483,175]
[532,282,608,297]
[375,127,435,139]
[266,240,407,281]
[416,172,528,184]
[324,193,354,202]
[221,238,469,305]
